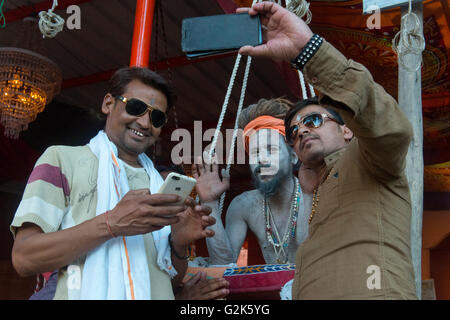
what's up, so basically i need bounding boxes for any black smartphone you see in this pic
[181,13,262,59]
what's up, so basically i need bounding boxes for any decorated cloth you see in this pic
[223,264,295,295]
[11,131,175,299]
[242,115,286,153]
[183,264,295,299]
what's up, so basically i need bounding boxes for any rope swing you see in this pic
[206,0,315,216]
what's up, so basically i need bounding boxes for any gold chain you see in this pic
[308,168,334,224]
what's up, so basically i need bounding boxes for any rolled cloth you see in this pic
[243,115,286,153]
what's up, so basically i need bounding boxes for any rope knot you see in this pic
[392,2,425,72]
[38,0,64,38]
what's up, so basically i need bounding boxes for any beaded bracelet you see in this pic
[290,34,324,71]
[168,233,189,260]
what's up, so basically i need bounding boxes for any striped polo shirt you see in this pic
[10,145,174,299]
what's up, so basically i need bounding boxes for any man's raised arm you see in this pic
[239,2,413,181]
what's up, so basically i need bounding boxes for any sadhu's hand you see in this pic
[192,157,230,203]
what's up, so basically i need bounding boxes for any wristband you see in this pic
[290,34,324,71]
[169,233,189,260]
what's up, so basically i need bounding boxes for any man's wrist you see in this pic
[96,212,117,241]
[104,210,117,238]
[290,34,324,71]
[169,233,189,260]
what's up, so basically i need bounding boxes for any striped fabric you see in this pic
[12,147,71,235]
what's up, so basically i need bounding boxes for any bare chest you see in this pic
[244,193,312,264]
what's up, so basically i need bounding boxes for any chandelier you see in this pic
[0,18,62,139]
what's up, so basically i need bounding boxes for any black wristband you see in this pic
[290,34,324,71]
[168,233,189,260]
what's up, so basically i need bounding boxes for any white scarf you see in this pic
[79,130,176,299]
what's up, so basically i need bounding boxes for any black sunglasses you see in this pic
[115,95,167,128]
[286,113,337,145]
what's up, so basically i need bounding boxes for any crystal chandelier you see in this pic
[0,18,62,139]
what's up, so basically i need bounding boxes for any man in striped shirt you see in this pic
[10,67,227,300]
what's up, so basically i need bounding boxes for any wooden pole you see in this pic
[397,1,424,299]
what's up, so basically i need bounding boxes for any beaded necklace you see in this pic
[309,168,334,224]
[263,177,301,264]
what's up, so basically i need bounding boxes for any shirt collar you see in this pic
[324,148,345,168]
[319,147,347,183]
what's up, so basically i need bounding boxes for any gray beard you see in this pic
[251,164,287,198]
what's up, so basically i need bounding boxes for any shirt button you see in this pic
[311,77,319,84]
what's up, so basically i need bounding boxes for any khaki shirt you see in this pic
[292,41,417,299]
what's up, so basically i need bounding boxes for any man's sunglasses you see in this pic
[115,95,167,128]
[286,113,338,145]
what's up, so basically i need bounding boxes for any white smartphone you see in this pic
[157,172,197,206]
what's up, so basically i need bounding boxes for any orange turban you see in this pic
[242,115,286,153]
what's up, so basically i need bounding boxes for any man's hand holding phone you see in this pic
[106,189,187,237]
[106,173,215,247]
[237,2,313,61]
[157,173,216,246]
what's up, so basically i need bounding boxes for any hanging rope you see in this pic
[207,54,243,161]
[392,0,425,72]
[284,0,315,98]
[286,0,312,24]
[203,54,252,216]
[220,57,252,171]
[208,0,263,160]
[298,70,308,100]
[204,0,260,215]
[38,0,64,38]
[216,56,253,215]
[308,83,315,97]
